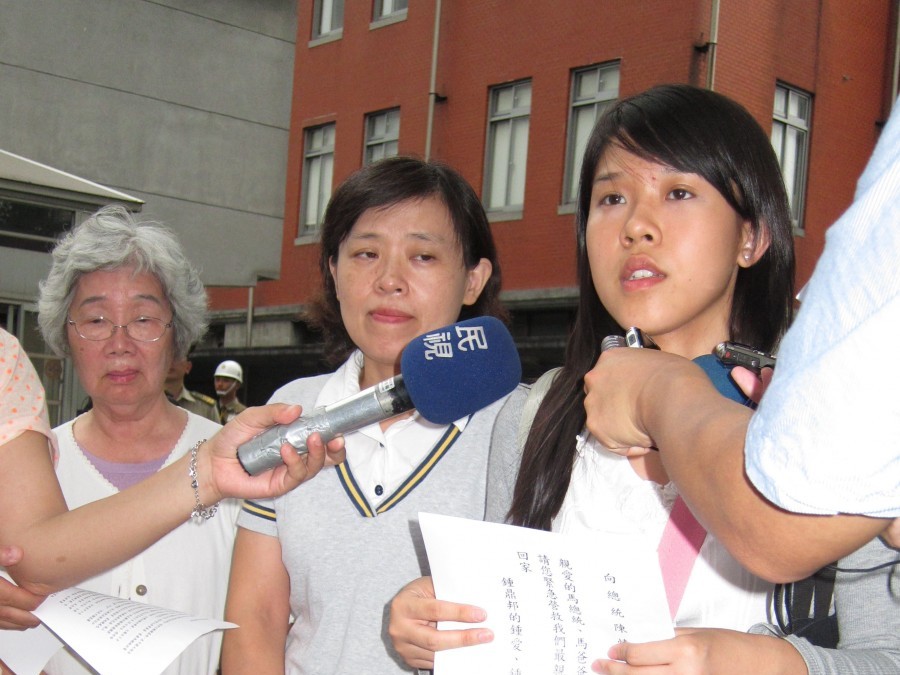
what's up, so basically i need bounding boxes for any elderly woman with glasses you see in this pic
[22,205,332,675]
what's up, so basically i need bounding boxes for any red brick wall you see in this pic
[208,0,893,311]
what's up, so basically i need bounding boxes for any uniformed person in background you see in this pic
[165,354,219,423]
[214,359,246,424]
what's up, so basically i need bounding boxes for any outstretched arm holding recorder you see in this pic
[0,404,343,598]
[583,348,893,582]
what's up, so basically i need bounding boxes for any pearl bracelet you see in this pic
[189,439,218,520]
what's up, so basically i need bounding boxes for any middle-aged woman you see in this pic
[5,205,337,675]
[221,156,513,675]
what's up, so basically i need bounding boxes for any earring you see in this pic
[743,252,751,261]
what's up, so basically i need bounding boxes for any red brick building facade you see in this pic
[205,0,897,401]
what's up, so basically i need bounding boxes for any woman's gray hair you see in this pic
[38,205,208,359]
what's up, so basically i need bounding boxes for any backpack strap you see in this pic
[775,565,839,648]
[517,367,562,450]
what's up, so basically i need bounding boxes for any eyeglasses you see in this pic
[67,316,173,343]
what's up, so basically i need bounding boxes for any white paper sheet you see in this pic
[0,622,62,675]
[0,587,235,675]
[420,512,675,675]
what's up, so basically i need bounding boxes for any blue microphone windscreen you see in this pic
[692,354,751,406]
[400,316,522,424]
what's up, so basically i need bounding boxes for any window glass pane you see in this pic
[789,91,809,124]
[0,200,75,252]
[371,114,385,137]
[781,129,798,184]
[320,153,334,213]
[597,65,620,95]
[488,121,512,208]
[333,0,344,30]
[321,0,334,33]
[786,127,806,215]
[771,121,785,159]
[376,0,407,17]
[309,126,323,150]
[315,0,342,35]
[508,117,529,207]
[493,87,514,115]
[366,145,383,164]
[773,86,787,117]
[303,158,322,226]
[514,82,531,110]
[575,69,599,101]
[567,105,597,202]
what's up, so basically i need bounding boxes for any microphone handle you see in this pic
[600,335,627,352]
[237,375,412,475]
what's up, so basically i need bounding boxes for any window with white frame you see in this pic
[300,123,335,235]
[772,84,811,230]
[563,63,620,205]
[313,0,343,39]
[485,80,531,212]
[364,108,400,164]
[374,0,407,20]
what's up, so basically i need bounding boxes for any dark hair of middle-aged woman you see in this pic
[305,156,507,365]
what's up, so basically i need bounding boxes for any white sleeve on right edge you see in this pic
[745,101,900,519]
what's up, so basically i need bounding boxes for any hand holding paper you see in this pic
[0,587,234,675]
[419,513,675,675]
[389,575,493,670]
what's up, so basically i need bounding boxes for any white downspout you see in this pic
[892,0,899,106]
[424,0,443,160]
[706,0,721,91]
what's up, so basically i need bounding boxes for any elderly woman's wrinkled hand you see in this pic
[199,403,345,504]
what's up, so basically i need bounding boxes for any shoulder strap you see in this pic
[657,355,752,620]
[193,391,217,406]
[517,367,562,450]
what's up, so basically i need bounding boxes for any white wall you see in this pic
[0,0,297,289]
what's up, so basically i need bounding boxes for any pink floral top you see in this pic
[0,327,57,461]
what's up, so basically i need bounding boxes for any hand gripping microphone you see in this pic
[237,316,522,475]
[601,327,751,405]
